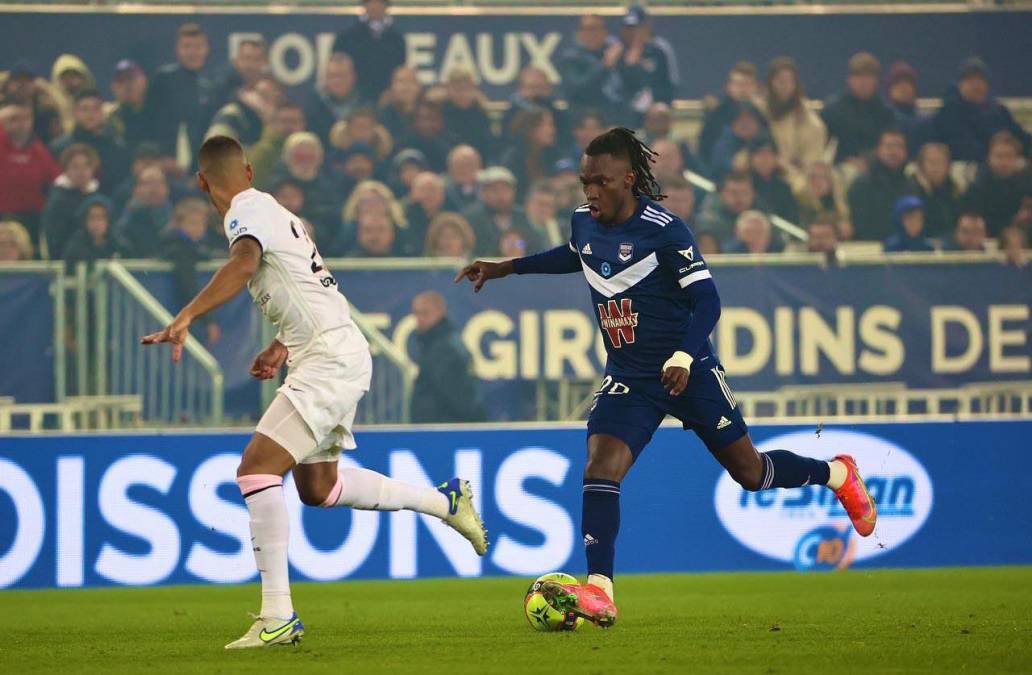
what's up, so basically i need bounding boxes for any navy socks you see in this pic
[759,450,831,490]
[582,478,621,579]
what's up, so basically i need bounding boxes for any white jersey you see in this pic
[223,188,367,359]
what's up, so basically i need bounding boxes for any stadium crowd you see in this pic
[2,1,1031,276]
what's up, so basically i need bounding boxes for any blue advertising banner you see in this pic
[128,260,1032,421]
[0,272,55,404]
[2,8,1032,101]
[1,420,1029,590]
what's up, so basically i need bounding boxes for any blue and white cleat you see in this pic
[437,478,489,556]
[224,613,304,650]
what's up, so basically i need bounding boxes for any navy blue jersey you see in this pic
[513,196,722,379]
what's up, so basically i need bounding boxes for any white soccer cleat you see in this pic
[224,613,304,650]
[437,478,489,556]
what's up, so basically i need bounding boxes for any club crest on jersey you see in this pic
[597,298,638,348]
[618,242,634,263]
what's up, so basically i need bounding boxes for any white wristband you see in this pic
[662,351,694,373]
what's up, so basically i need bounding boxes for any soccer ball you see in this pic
[523,572,584,632]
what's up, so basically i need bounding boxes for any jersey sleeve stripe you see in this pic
[678,269,712,288]
[568,241,577,252]
[643,206,672,223]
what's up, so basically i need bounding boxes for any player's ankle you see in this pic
[826,459,848,490]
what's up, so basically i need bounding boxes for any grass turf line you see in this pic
[2,567,1030,674]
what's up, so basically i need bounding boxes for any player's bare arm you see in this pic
[250,338,288,380]
[141,237,262,362]
[454,259,515,292]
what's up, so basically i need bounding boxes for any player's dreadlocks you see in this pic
[585,127,666,201]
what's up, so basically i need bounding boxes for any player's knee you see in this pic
[729,463,764,492]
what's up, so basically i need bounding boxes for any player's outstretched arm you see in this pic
[141,237,261,362]
[454,259,515,293]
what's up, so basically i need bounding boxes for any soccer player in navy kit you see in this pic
[456,128,877,627]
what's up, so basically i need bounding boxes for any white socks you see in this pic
[325,468,450,519]
[237,474,293,621]
[588,573,615,601]
[826,460,848,491]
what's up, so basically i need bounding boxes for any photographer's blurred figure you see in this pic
[410,290,486,423]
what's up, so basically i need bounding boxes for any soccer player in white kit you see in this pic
[142,136,488,649]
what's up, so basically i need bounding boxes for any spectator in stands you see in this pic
[1013,195,1032,235]
[402,171,447,255]
[651,138,686,187]
[699,61,759,174]
[795,160,850,232]
[749,139,799,223]
[499,228,532,259]
[807,213,840,257]
[697,232,721,256]
[63,194,128,270]
[209,38,268,113]
[410,290,486,423]
[332,0,406,103]
[327,141,376,199]
[696,171,759,243]
[500,106,563,198]
[306,53,363,147]
[761,57,827,190]
[885,61,924,156]
[525,181,561,246]
[145,23,212,163]
[962,130,1032,235]
[663,175,696,224]
[270,177,306,223]
[50,90,129,194]
[40,144,101,259]
[425,212,475,258]
[207,75,283,147]
[931,57,1031,162]
[267,132,339,231]
[909,142,961,237]
[250,102,306,189]
[0,101,61,246]
[847,128,912,241]
[941,212,988,252]
[821,52,896,166]
[0,220,34,261]
[329,107,393,168]
[503,67,570,150]
[724,210,782,254]
[444,144,482,212]
[558,15,635,126]
[352,209,399,257]
[549,158,584,216]
[708,102,768,179]
[640,102,705,179]
[160,198,221,344]
[115,165,172,258]
[464,166,538,256]
[396,98,456,172]
[440,67,496,160]
[1,61,64,144]
[999,225,1028,267]
[108,60,151,155]
[388,148,428,201]
[49,54,95,137]
[377,66,422,140]
[334,179,408,256]
[618,5,678,124]
[567,109,606,164]
[883,196,934,252]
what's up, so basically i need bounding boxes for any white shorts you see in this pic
[256,347,372,464]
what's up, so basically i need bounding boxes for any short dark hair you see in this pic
[237,38,266,52]
[721,170,753,189]
[731,61,757,79]
[60,142,100,168]
[177,22,206,41]
[956,211,986,226]
[197,135,245,176]
[74,89,103,104]
[879,127,906,144]
[573,108,605,129]
[989,130,1022,155]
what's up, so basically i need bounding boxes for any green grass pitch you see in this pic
[2,567,1030,674]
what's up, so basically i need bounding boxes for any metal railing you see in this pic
[91,260,224,425]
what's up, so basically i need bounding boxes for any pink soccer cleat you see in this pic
[538,580,618,628]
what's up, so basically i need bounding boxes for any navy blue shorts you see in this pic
[586,363,748,458]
